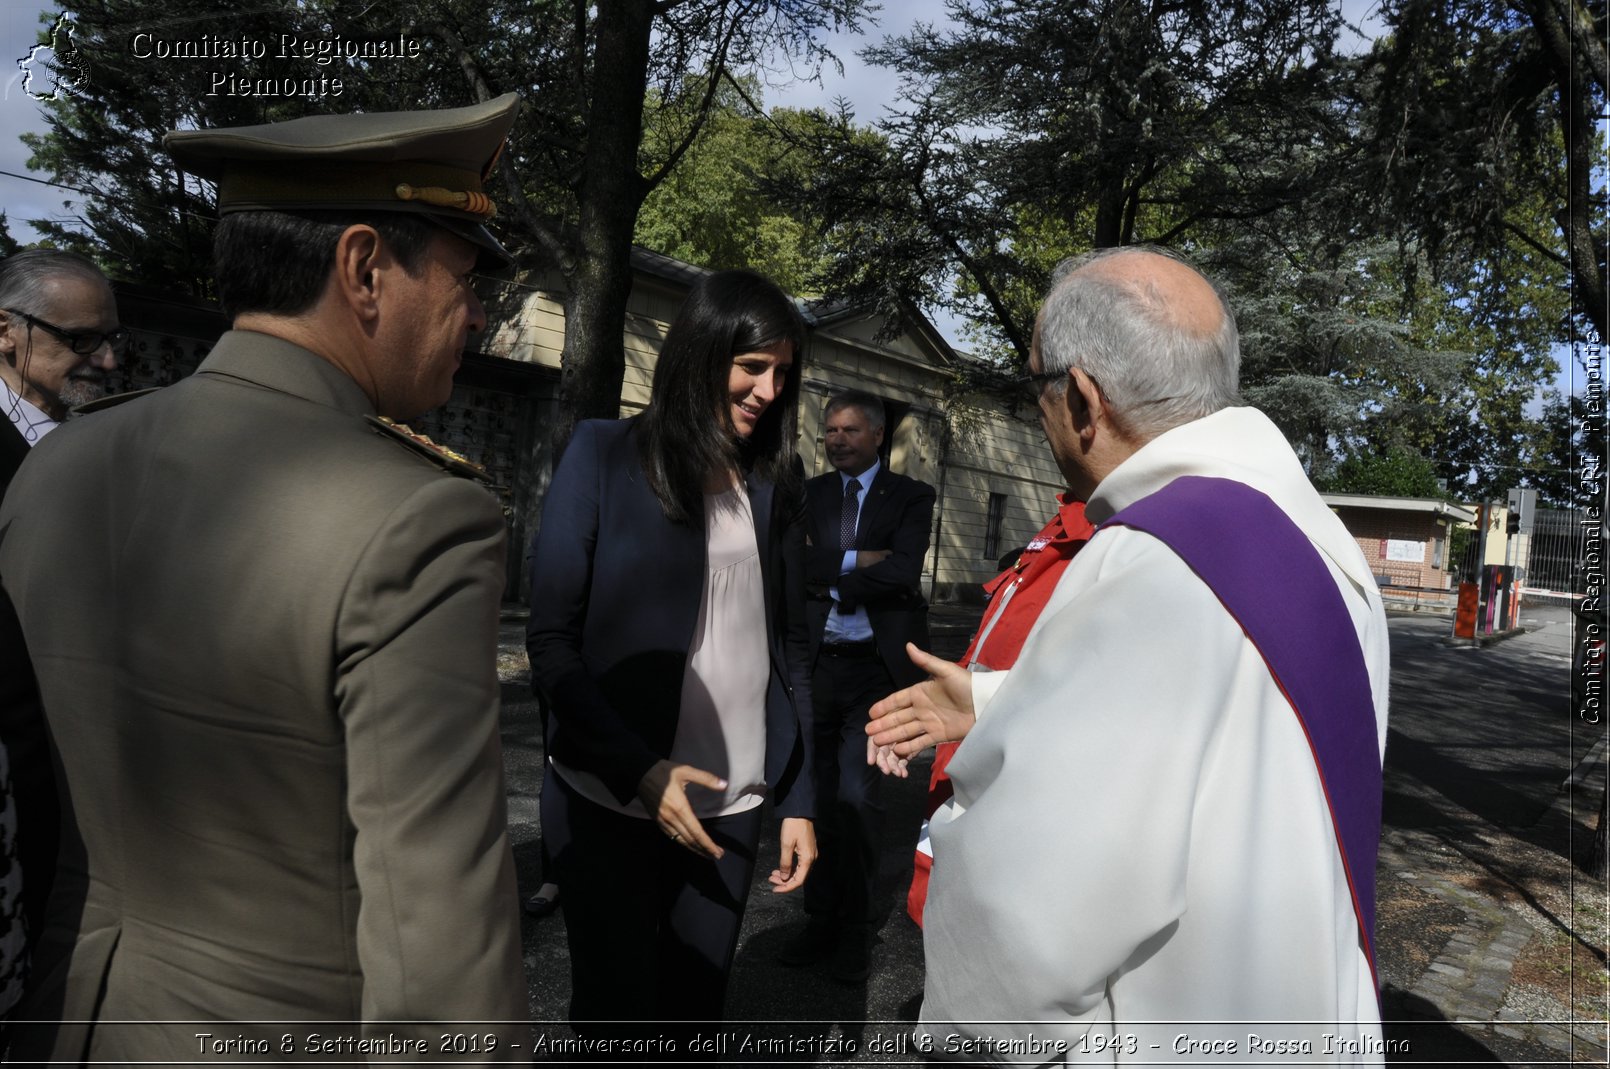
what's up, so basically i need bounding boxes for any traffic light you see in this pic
[1506,511,1521,535]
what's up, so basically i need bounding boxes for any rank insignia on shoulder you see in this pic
[70,386,161,416]
[366,415,496,486]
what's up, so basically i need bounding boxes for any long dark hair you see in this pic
[638,269,806,524]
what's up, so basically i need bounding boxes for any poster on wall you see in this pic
[1386,539,1426,562]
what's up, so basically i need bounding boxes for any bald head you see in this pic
[1074,248,1226,340]
[1034,244,1240,442]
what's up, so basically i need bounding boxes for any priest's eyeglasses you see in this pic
[1013,369,1066,404]
[5,309,129,356]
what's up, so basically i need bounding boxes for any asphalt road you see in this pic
[1382,603,1597,842]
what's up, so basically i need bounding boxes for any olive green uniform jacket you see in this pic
[0,331,526,1062]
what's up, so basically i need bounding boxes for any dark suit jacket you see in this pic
[805,465,936,689]
[526,418,815,819]
[0,418,27,502]
[0,416,56,948]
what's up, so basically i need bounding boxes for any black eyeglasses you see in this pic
[1013,369,1066,404]
[5,309,129,356]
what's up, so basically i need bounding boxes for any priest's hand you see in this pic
[865,643,976,758]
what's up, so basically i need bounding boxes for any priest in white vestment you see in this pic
[867,247,1390,1066]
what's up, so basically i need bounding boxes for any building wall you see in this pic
[930,407,1066,603]
[1332,506,1460,612]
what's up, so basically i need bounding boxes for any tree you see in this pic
[1322,446,1446,497]
[756,0,1573,499]
[18,0,871,446]
[0,217,21,259]
[1366,0,1607,342]
[1533,389,1609,508]
[633,78,831,296]
[767,0,1354,366]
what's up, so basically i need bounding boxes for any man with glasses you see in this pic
[0,250,125,482]
[0,249,123,1025]
[867,246,1389,1061]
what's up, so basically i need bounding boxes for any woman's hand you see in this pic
[867,736,910,778]
[637,759,726,860]
[769,817,816,893]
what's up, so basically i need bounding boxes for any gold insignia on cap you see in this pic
[395,183,496,218]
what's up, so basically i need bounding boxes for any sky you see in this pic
[0,1,1584,399]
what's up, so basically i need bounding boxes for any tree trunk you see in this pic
[1092,177,1127,249]
[1558,103,1608,343]
[1526,0,1610,342]
[551,0,655,454]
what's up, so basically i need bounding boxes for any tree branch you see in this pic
[1501,219,1573,266]
[425,20,571,269]
[908,173,1030,363]
[641,0,760,190]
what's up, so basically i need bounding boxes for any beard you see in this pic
[56,373,109,412]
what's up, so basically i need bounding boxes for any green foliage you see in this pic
[633,81,830,295]
[1321,446,1445,498]
[17,0,529,293]
[15,0,871,430]
[0,216,22,259]
[1366,0,1607,342]
[1531,389,1608,509]
[766,0,1353,362]
[754,0,1577,501]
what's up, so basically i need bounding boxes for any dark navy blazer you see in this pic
[0,418,27,503]
[526,418,815,819]
[805,466,935,690]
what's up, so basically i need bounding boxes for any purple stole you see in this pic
[1102,476,1382,994]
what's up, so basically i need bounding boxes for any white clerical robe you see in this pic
[920,406,1389,1066]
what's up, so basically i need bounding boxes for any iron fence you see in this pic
[1528,507,1595,596]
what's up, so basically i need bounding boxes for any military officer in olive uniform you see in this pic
[0,96,528,1062]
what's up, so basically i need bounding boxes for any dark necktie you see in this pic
[840,477,861,550]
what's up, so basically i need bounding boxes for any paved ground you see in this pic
[499,602,1609,1065]
[1372,604,1607,1065]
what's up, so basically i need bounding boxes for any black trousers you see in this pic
[803,648,894,927]
[545,766,763,1034]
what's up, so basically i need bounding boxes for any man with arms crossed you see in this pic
[784,390,933,982]
[0,98,528,1061]
[869,247,1388,1063]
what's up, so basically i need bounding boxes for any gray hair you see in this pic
[1036,244,1240,441]
[0,249,110,316]
[824,389,886,431]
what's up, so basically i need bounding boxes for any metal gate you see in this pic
[1528,507,1592,596]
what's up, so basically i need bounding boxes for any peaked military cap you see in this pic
[164,93,520,267]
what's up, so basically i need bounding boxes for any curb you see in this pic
[1438,626,1527,649]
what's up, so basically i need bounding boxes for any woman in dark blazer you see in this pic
[526,269,816,1031]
